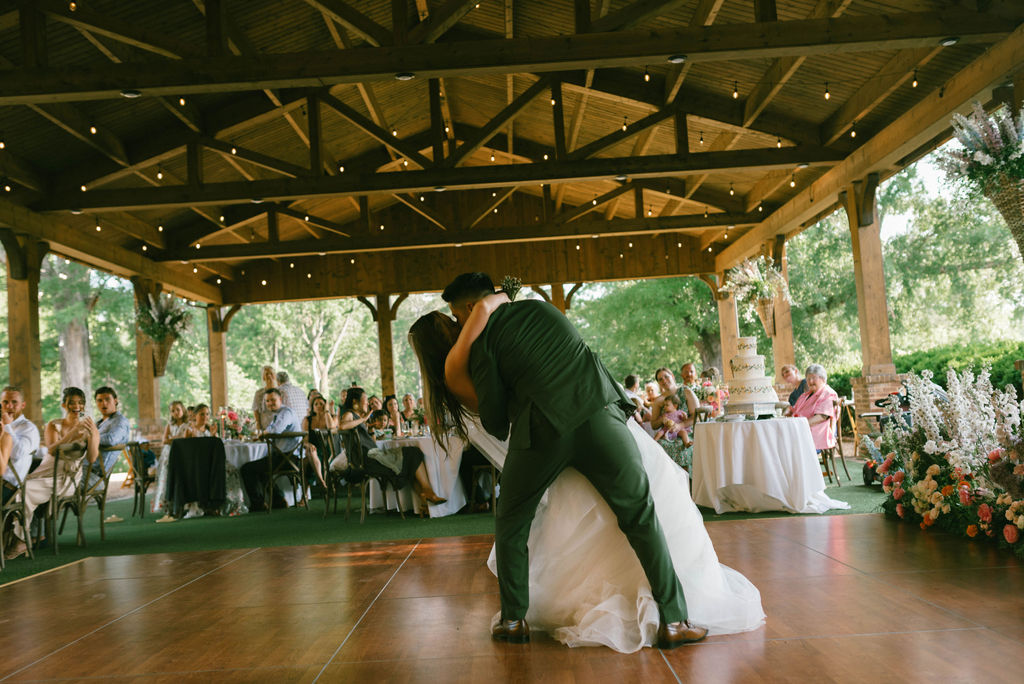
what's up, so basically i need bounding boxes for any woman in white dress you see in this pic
[409,305,765,653]
[153,401,189,519]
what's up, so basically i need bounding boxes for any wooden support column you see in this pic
[358,293,408,396]
[0,229,47,423]
[131,277,164,436]
[841,173,902,431]
[429,78,444,165]
[716,290,740,383]
[550,283,567,313]
[768,236,796,385]
[207,304,241,413]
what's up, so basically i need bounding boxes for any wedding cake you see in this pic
[727,337,779,406]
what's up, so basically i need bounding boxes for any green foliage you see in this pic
[894,340,1024,396]
[136,293,191,343]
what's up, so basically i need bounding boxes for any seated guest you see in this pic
[383,395,405,437]
[653,393,694,470]
[781,364,807,407]
[153,401,190,518]
[241,389,303,511]
[368,394,383,412]
[338,388,445,507]
[185,404,213,437]
[162,401,189,443]
[789,364,839,452]
[300,395,333,491]
[6,388,99,560]
[623,374,647,424]
[400,393,420,432]
[679,362,700,391]
[649,367,678,429]
[93,386,130,485]
[252,365,277,430]
[1,386,39,505]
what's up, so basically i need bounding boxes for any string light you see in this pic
[402,159,408,167]
[444,125,449,134]
[219,215,225,222]
[89,126,97,135]
[193,267,198,273]
[550,97,557,106]
[156,168,163,180]
[575,243,580,250]
[261,279,267,286]
[0,134,5,149]
[643,67,650,83]
[724,226,730,239]
[493,208,498,213]
[732,82,738,99]
[647,206,652,216]
[216,278,222,284]
[158,225,163,232]
[699,131,704,145]
[391,129,398,137]
[141,244,147,252]
[850,122,857,138]
[912,69,919,88]
[490,152,495,162]
[338,165,345,172]
[790,174,796,187]
[824,82,830,100]
[350,258,355,264]
[306,273,312,279]
[622,117,628,132]
[80,184,87,192]
[304,215,309,221]
[758,201,764,212]
[729,183,734,196]
[179,97,186,106]
[3,182,11,192]
[542,154,549,160]
[379,224,384,231]
[420,195,425,202]
[69,2,77,10]
[289,262,295,268]
[230,146,237,155]
[704,206,709,218]
[777,136,782,148]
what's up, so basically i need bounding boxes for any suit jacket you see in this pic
[469,299,632,449]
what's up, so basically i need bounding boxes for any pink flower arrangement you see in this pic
[977,503,992,523]
[883,475,894,488]
[896,503,904,518]
[893,487,905,501]
[893,471,905,484]
[878,455,894,475]
[228,411,239,421]
[959,487,971,506]
[988,448,1003,464]
[1004,524,1019,544]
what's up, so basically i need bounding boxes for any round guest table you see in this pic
[691,417,850,514]
[367,434,467,517]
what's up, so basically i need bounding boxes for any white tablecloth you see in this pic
[367,434,467,517]
[223,440,306,508]
[691,417,850,514]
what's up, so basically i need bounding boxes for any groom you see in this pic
[442,273,707,648]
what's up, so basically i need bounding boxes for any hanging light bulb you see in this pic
[391,128,398,137]
[80,184,87,192]
[550,97,557,106]
[777,136,782,148]
[592,197,598,205]
[704,206,709,218]
[758,202,764,212]
[179,97,186,106]
[732,81,739,99]
[699,131,704,145]
[3,182,11,193]
[141,244,148,252]
[643,67,651,83]
[790,174,796,188]
[216,278,222,284]
[622,117,628,132]
[193,267,198,273]
[490,152,495,162]
[230,146,237,155]
[912,69,919,88]
[647,206,652,216]
[0,134,5,149]
[156,168,164,180]
[850,122,857,138]
[402,159,408,167]
[824,82,830,100]
[729,183,734,196]
[338,164,345,172]
[543,153,549,160]
[158,225,163,232]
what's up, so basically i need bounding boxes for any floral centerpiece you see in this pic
[862,367,1024,558]
[938,101,1024,264]
[718,256,790,336]
[217,407,256,440]
[135,293,192,377]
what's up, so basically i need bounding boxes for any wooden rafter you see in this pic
[300,0,391,47]
[555,185,635,224]
[0,11,1013,104]
[664,0,726,104]
[448,76,553,167]
[275,206,350,238]
[42,147,843,212]
[407,0,477,44]
[468,187,517,229]
[201,138,310,178]
[320,93,432,169]
[589,0,690,33]
[568,104,678,160]
[38,0,199,59]
[392,194,448,231]
[158,210,761,263]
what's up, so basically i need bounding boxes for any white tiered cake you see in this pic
[727,337,779,408]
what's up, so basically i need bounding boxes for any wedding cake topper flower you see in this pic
[500,275,522,301]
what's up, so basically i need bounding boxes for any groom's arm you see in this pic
[469,343,510,441]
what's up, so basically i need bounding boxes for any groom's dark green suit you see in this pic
[469,299,688,623]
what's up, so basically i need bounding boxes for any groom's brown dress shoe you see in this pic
[492,619,530,644]
[657,621,708,649]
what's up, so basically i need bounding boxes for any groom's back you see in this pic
[470,299,628,446]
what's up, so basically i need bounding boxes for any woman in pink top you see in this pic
[789,364,838,451]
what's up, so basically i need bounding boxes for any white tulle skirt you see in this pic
[483,420,766,653]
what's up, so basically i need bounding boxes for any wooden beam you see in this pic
[552,79,567,160]
[28,102,128,166]
[201,137,309,178]
[39,0,199,59]
[449,76,553,167]
[743,169,791,213]
[0,11,1013,104]
[319,92,432,169]
[741,0,853,128]
[0,150,46,193]
[300,0,391,47]
[205,0,227,57]
[554,184,635,224]
[392,194,448,231]
[589,0,690,33]
[568,104,677,160]
[574,0,591,33]
[276,206,351,237]
[468,187,516,229]
[19,4,48,68]
[0,196,220,302]
[429,78,445,165]
[307,93,323,176]
[159,210,760,262]
[664,0,724,104]
[717,21,1024,271]
[186,141,203,187]
[820,46,943,146]
[408,0,476,44]
[44,146,843,212]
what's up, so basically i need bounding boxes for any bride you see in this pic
[409,297,765,654]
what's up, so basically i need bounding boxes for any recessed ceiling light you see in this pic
[395,72,416,81]
[434,186,446,192]
[70,208,82,215]
[940,36,959,47]
[120,89,142,98]
[667,54,687,64]
[797,163,809,169]
[614,174,627,182]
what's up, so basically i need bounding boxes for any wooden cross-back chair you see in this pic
[0,450,36,569]
[260,432,307,513]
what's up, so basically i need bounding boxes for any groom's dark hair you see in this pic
[442,272,495,304]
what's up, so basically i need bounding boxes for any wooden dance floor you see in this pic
[1,513,1022,683]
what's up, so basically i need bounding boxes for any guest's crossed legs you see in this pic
[494,404,687,623]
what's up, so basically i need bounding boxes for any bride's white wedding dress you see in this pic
[469,418,765,653]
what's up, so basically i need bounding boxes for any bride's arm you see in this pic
[444,293,510,412]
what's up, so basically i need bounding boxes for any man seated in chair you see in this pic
[241,388,302,510]
[1,386,38,505]
[90,386,130,487]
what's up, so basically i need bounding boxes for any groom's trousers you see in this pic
[494,403,688,624]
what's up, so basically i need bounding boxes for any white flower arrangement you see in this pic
[718,256,791,306]
[938,101,1024,193]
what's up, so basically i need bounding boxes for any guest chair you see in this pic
[309,428,336,518]
[469,463,498,516]
[59,443,122,545]
[49,442,89,554]
[260,432,307,513]
[0,451,36,569]
[819,406,850,486]
[340,430,405,523]
[694,407,713,423]
[126,442,156,518]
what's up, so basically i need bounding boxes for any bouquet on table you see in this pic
[862,367,1024,558]
[218,407,257,440]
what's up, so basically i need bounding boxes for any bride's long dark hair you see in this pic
[408,311,470,445]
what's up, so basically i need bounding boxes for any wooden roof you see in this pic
[0,0,1021,304]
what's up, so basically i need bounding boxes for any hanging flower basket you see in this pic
[150,336,177,377]
[755,297,776,337]
[984,174,1024,259]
